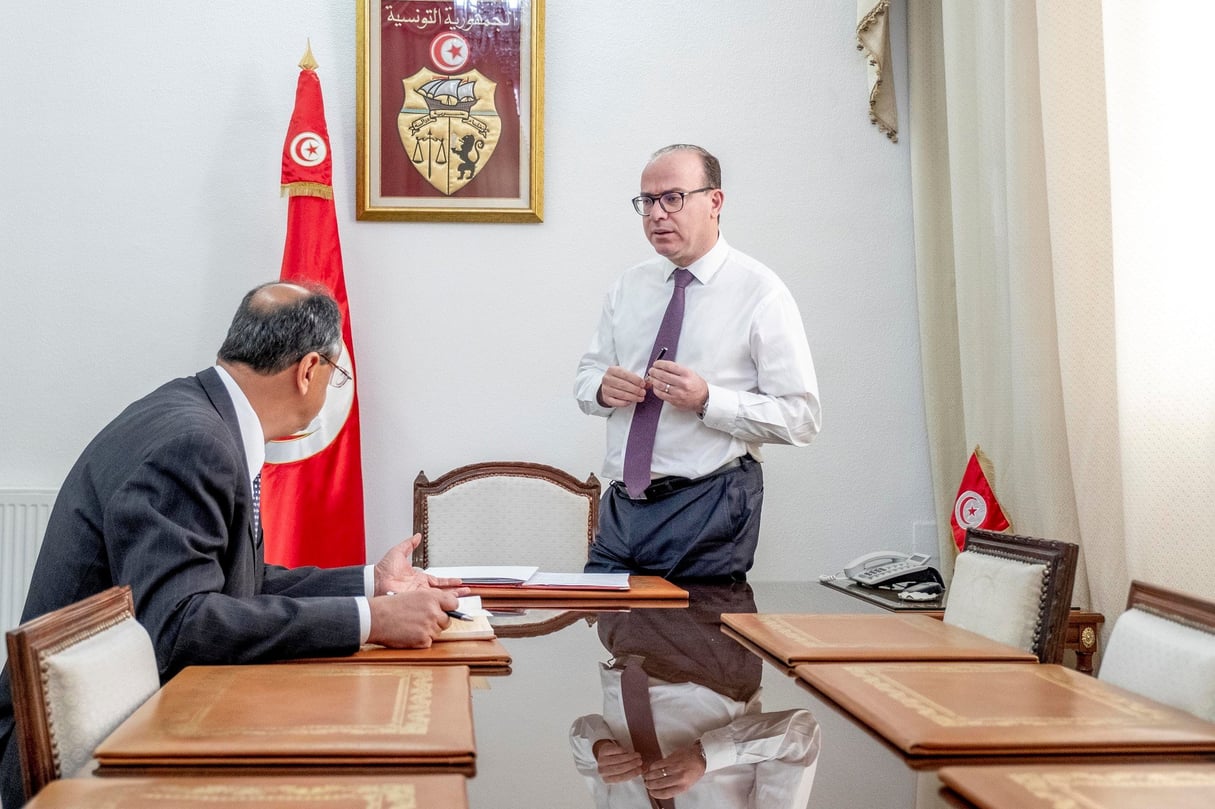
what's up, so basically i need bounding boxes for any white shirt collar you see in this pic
[666,233,729,284]
[213,364,265,485]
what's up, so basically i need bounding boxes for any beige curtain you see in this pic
[907,0,1215,635]
[1099,2,1215,599]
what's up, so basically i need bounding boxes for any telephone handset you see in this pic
[824,551,944,591]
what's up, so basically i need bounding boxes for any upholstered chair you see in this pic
[413,461,600,571]
[942,528,1079,663]
[1098,580,1215,722]
[5,585,160,800]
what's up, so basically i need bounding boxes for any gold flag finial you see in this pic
[299,39,318,71]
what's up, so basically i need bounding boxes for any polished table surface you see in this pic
[468,581,1211,809]
[469,581,936,808]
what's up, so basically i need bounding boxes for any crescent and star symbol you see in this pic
[953,490,988,528]
[430,32,469,71]
[289,132,326,167]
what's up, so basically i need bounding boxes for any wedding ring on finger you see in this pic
[664,383,671,393]
[662,768,668,777]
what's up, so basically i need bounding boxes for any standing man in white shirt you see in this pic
[574,144,821,580]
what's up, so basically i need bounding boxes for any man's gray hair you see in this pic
[217,282,341,374]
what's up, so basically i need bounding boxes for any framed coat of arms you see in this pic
[357,0,543,222]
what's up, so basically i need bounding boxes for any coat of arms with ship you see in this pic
[398,68,500,195]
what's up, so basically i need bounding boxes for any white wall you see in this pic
[0,1,933,580]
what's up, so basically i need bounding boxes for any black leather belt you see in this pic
[615,456,744,502]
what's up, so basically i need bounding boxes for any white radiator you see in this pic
[1,489,56,665]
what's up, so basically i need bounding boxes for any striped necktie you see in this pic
[251,472,262,550]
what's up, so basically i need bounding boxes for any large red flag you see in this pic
[949,447,1010,551]
[261,46,366,567]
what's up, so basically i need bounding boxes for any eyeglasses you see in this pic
[319,353,352,388]
[631,186,715,216]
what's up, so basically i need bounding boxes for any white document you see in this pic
[522,572,630,589]
[425,565,539,584]
[455,596,491,616]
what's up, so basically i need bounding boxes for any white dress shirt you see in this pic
[569,668,821,808]
[214,365,373,642]
[575,236,821,481]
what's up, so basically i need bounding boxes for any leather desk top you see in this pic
[794,662,1215,757]
[283,638,511,673]
[95,664,475,773]
[721,613,1039,665]
[24,774,469,808]
[938,762,1215,809]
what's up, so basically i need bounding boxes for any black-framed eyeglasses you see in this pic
[319,353,352,388]
[631,186,715,216]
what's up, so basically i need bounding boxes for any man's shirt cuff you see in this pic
[357,564,376,644]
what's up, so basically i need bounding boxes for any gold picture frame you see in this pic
[356,0,544,222]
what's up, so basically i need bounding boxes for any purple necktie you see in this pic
[620,656,675,809]
[623,268,694,498]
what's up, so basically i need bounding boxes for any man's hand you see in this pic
[366,588,458,648]
[597,366,648,407]
[592,739,644,784]
[645,360,709,414]
[373,534,467,595]
[641,742,708,799]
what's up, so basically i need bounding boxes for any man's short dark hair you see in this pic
[650,144,722,189]
[217,282,342,374]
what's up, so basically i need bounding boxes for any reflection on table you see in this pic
[568,583,820,807]
[468,581,1213,809]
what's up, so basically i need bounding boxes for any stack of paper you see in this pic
[425,567,631,590]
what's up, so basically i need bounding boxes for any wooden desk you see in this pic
[95,664,477,776]
[794,661,1215,757]
[820,578,1106,674]
[25,774,469,808]
[81,583,1180,809]
[938,762,1215,809]
[721,613,1039,664]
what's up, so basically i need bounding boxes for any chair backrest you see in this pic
[5,585,160,798]
[413,461,601,571]
[942,528,1079,663]
[1098,580,1215,722]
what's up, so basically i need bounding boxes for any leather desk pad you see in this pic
[938,762,1215,809]
[284,638,511,674]
[794,662,1215,756]
[721,613,1038,665]
[95,664,475,772]
[24,774,469,808]
[472,575,688,607]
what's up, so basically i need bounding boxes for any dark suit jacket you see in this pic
[0,367,364,806]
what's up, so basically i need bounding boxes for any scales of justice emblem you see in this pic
[398,68,500,195]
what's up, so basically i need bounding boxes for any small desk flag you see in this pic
[949,447,1009,551]
[261,44,366,567]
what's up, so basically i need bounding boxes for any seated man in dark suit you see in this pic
[0,281,464,808]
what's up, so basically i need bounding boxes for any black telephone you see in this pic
[826,551,944,591]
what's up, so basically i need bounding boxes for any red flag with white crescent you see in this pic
[260,49,366,567]
[949,447,1010,551]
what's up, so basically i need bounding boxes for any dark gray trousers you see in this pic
[585,455,763,581]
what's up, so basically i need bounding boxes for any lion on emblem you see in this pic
[453,135,485,180]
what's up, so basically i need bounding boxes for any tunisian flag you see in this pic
[949,447,1010,551]
[261,46,366,567]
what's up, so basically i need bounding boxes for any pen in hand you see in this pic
[644,347,668,383]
